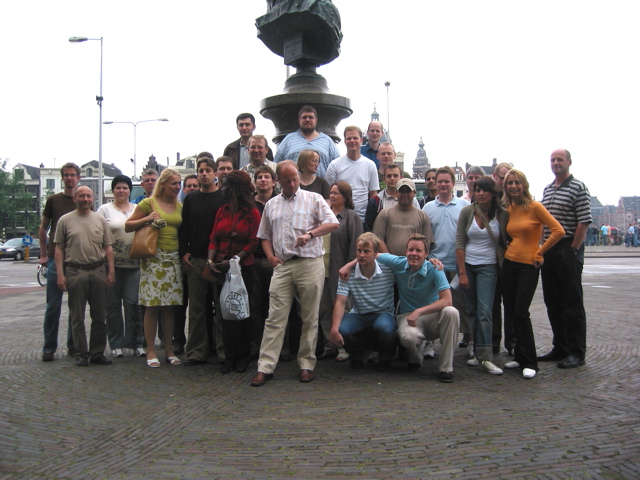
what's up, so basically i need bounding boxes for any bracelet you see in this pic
[306,231,314,239]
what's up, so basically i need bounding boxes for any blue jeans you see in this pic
[464,263,497,362]
[106,267,143,349]
[338,312,397,361]
[43,257,74,353]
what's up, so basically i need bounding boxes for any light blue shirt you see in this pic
[423,196,470,270]
[377,253,450,315]
[274,129,340,178]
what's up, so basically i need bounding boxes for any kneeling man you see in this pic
[329,233,397,371]
[378,233,459,382]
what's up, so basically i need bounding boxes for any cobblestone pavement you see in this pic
[0,254,639,479]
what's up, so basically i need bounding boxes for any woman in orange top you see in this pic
[502,169,564,379]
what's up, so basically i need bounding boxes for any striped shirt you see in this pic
[273,129,340,178]
[257,187,338,260]
[541,175,592,240]
[337,261,395,314]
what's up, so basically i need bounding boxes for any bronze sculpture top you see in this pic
[256,0,342,69]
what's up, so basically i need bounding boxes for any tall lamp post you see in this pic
[103,119,169,180]
[69,36,103,207]
[384,81,391,141]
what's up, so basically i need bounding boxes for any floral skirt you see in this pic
[139,248,183,306]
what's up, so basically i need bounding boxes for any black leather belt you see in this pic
[64,259,106,270]
[285,255,301,262]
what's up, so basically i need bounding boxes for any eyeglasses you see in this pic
[62,173,77,178]
[142,178,157,183]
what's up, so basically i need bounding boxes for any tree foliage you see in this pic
[0,160,40,238]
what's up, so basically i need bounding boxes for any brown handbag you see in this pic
[129,200,160,259]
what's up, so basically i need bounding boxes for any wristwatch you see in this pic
[306,231,314,239]
[207,259,214,265]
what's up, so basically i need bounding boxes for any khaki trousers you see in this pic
[257,257,324,374]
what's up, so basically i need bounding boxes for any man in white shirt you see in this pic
[251,161,339,387]
[325,126,379,222]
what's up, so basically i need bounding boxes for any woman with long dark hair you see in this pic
[456,176,508,375]
[318,181,363,361]
[207,170,260,373]
[501,169,564,379]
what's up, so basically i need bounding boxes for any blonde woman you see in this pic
[501,169,564,379]
[126,168,183,368]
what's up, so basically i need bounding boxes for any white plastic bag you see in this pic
[220,256,250,320]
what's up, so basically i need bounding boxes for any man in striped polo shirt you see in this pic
[539,149,592,369]
[329,233,397,371]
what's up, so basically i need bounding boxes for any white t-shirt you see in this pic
[465,217,499,265]
[325,155,379,222]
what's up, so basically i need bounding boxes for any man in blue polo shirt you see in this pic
[377,233,460,383]
[329,233,397,371]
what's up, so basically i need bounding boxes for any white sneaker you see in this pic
[467,343,475,358]
[112,348,124,358]
[504,361,520,369]
[135,347,146,357]
[467,357,479,366]
[422,341,435,359]
[522,368,536,379]
[481,360,503,375]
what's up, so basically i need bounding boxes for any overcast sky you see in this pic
[1,1,639,205]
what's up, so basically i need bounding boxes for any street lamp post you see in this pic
[384,81,391,141]
[103,119,169,180]
[69,36,103,208]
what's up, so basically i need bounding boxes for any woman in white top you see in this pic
[97,175,144,358]
[455,176,508,375]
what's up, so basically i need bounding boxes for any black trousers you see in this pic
[541,240,587,360]
[502,259,540,370]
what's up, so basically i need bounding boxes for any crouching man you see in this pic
[379,233,459,382]
[329,233,397,371]
[55,186,115,367]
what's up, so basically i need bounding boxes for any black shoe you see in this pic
[90,354,113,366]
[220,362,233,374]
[537,350,564,362]
[172,343,185,356]
[438,371,454,383]
[375,360,392,371]
[407,363,421,371]
[235,363,248,373]
[350,358,364,369]
[557,354,585,369]
[75,357,89,367]
[183,358,206,366]
[458,341,468,348]
[42,352,54,362]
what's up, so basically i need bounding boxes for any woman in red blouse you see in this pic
[208,170,260,374]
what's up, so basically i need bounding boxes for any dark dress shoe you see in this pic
[537,350,564,362]
[350,359,364,369]
[220,362,233,374]
[183,358,206,366]
[42,352,54,362]
[235,363,248,373]
[558,354,585,369]
[250,372,273,387]
[90,354,113,366]
[299,369,314,383]
[75,357,89,367]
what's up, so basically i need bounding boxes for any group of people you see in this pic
[39,106,591,386]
